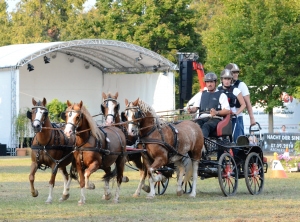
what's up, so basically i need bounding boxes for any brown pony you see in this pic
[101,92,148,197]
[122,98,204,198]
[27,98,75,204]
[62,100,126,205]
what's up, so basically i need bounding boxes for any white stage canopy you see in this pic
[0,39,177,150]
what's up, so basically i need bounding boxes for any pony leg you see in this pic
[133,168,148,197]
[84,164,98,190]
[112,156,125,203]
[189,160,199,198]
[45,171,57,204]
[102,178,112,200]
[84,171,95,189]
[175,162,185,196]
[147,167,166,199]
[76,165,86,205]
[59,168,71,202]
[29,162,39,197]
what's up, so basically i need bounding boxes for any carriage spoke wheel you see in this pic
[154,176,169,195]
[182,179,193,194]
[218,153,238,197]
[244,152,264,195]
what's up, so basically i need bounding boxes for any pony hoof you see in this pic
[88,183,95,190]
[102,193,112,200]
[45,200,52,204]
[146,195,154,199]
[113,199,119,204]
[177,190,183,196]
[132,193,140,198]
[122,176,129,182]
[31,190,38,197]
[142,185,150,193]
[189,193,196,198]
[59,193,70,202]
[78,200,85,206]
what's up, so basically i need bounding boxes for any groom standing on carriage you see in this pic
[187,72,230,138]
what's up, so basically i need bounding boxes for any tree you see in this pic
[46,99,67,123]
[0,1,11,46]
[201,0,300,132]
[9,0,85,43]
[89,0,204,108]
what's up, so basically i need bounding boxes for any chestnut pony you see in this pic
[122,98,204,198]
[101,92,147,197]
[27,98,75,204]
[62,100,126,205]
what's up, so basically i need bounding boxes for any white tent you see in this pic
[0,39,177,149]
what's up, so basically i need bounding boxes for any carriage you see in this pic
[26,93,267,204]
[147,115,268,197]
[100,93,268,198]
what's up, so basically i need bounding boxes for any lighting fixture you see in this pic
[27,63,34,72]
[68,56,74,63]
[44,55,50,64]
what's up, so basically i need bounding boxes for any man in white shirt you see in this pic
[225,63,256,138]
[188,73,230,138]
[217,69,246,142]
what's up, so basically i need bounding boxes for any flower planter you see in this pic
[16,148,27,156]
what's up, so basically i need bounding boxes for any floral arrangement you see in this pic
[279,153,300,171]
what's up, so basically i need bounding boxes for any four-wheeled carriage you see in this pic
[142,114,268,197]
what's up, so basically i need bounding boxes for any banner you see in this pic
[262,133,300,154]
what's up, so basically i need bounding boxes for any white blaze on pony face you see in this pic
[126,109,139,136]
[64,111,78,138]
[32,107,47,129]
[105,100,115,126]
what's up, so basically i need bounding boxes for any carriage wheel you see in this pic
[244,152,264,195]
[218,152,238,197]
[182,179,193,194]
[154,177,169,195]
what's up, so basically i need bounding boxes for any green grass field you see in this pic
[0,156,300,222]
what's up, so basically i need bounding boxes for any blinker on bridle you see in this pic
[101,98,120,121]
[29,106,49,131]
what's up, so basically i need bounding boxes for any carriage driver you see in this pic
[188,73,230,138]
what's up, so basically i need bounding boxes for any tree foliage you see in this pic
[46,99,67,123]
[201,0,300,113]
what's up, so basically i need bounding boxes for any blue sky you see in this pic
[6,0,96,12]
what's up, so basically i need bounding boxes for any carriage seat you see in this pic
[208,114,232,138]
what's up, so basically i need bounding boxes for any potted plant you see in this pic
[15,108,31,156]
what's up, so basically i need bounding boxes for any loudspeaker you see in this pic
[180,60,193,100]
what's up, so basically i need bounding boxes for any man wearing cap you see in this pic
[188,72,230,138]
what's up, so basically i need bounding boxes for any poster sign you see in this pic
[262,133,300,154]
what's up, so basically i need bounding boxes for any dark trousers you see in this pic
[195,117,221,138]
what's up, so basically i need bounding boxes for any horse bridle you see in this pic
[64,109,83,133]
[122,106,144,126]
[101,98,120,122]
[27,106,49,132]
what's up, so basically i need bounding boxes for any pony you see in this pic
[62,100,126,205]
[101,92,148,197]
[27,98,75,204]
[122,98,204,198]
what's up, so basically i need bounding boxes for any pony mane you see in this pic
[81,106,102,139]
[137,100,166,126]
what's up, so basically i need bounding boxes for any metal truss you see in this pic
[10,67,17,151]
[15,39,177,73]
